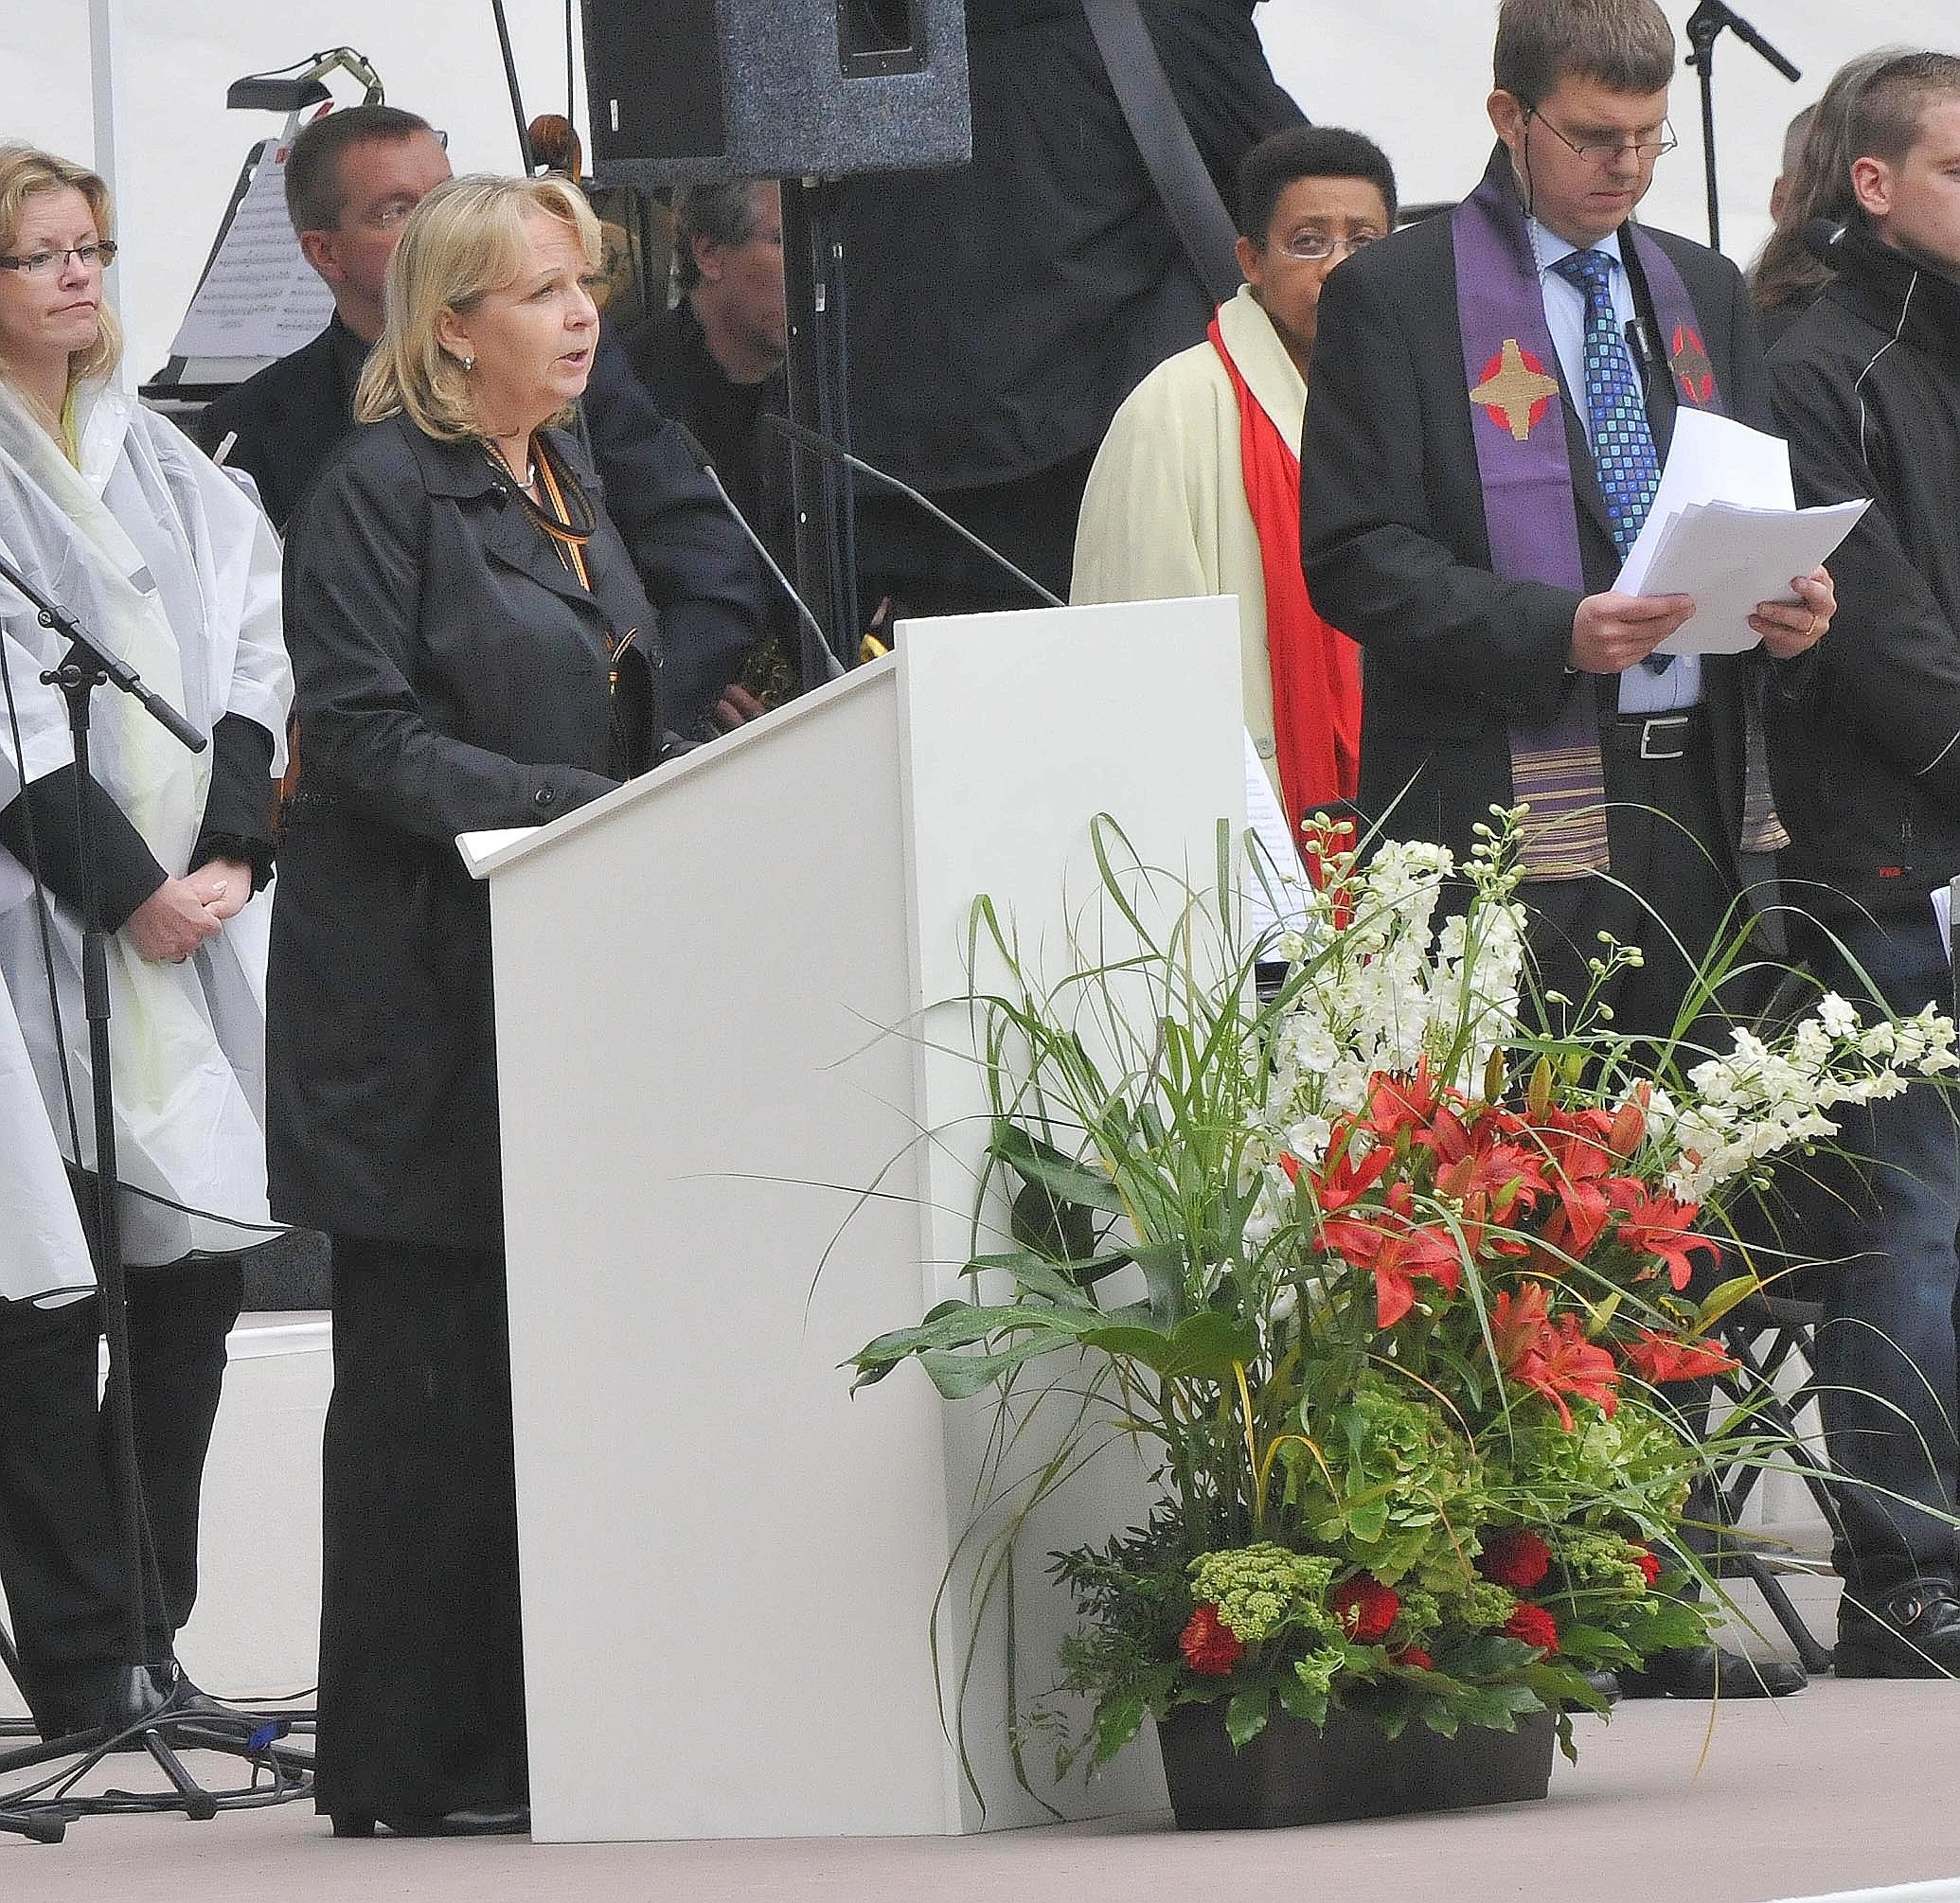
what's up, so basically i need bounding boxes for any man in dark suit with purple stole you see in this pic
[1301,0,1836,1699]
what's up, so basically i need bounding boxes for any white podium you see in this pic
[461,598,1243,1842]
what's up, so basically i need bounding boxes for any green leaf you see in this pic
[1454,1683,1542,1733]
[1132,1240,1189,1330]
[991,1120,1126,1214]
[1435,1635,1541,1680]
[1692,1273,1760,1335]
[1080,1309,1259,1381]
[1418,1703,1460,1738]
[1093,1692,1147,1764]
[848,1301,1110,1391]
[1225,1688,1272,1750]
[1555,1623,1638,1667]
[1275,1674,1323,1725]
[1345,1495,1391,1544]
[965,1251,1108,1308]
[1285,1670,1329,1729]
[1009,1177,1099,1264]
[918,1339,1059,1399]
[1527,1660,1609,1716]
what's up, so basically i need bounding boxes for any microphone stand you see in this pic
[780,177,859,682]
[0,553,309,1838]
[762,414,1066,611]
[1684,0,1800,253]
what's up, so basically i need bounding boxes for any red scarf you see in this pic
[1208,313,1361,827]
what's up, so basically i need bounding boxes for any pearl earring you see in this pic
[461,353,475,372]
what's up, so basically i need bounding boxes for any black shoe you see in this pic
[374,1804,530,1838]
[1620,1645,1808,1698]
[1836,1579,1960,1679]
[39,1666,170,1744]
[146,1662,239,1722]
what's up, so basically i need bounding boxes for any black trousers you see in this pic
[315,1236,527,1821]
[0,1256,241,1735]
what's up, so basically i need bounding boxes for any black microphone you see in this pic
[761,413,1067,611]
[667,420,845,685]
[1624,318,1655,377]
[1801,218,1849,268]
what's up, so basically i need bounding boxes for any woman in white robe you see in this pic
[0,146,291,1738]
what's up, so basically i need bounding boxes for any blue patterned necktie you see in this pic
[1552,247,1671,672]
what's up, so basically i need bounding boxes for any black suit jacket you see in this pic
[194,317,364,532]
[1301,197,1774,873]
[196,319,767,732]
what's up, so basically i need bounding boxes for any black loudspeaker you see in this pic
[581,0,972,186]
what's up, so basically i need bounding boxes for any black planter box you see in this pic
[1155,1701,1558,1831]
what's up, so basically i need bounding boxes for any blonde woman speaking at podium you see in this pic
[271,174,666,1840]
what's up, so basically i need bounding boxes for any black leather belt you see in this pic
[1601,708,1708,761]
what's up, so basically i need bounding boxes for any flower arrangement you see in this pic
[850,813,1953,1780]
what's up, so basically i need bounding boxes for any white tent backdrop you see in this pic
[2,3,1955,394]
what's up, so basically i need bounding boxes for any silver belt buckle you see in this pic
[1639,715,1690,760]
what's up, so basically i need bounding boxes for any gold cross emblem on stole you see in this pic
[1470,339,1562,442]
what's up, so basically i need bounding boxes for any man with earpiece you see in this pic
[1767,48,1960,1681]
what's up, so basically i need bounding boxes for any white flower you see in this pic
[1817,992,1860,1040]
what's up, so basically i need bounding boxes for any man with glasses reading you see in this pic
[1074,126,1396,841]
[1302,0,1834,1700]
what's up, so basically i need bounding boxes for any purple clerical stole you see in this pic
[1450,146,1736,880]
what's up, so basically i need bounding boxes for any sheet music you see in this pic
[167,144,337,363]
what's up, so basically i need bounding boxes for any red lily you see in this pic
[1606,1181,1720,1291]
[1493,1285,1619,1429]
[1536,1106,1619,1258]
[1490,1282,1555,1374]
[1318,1180,1464,1327]
[1519,1314,1621,1430]
[1363,1059,1447,1145]
[1622,1328,1739,1384]
[1307,1133,1395,1214]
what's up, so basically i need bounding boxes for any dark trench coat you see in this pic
[267,410,660,1250]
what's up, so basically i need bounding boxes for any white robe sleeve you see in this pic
[1069,358,1222,611]
[167,420,294,773]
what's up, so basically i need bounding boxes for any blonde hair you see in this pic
[0,145,122,389]
[354,173,601,440]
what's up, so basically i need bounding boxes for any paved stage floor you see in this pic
[1,1679,1954,1903]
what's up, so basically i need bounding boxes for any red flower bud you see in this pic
[1179,1603,1246,1677]
[1478,1528,1553,1592]
[1503,1604,1559,1654]
[1392,1645,1435,1671]
[1634,1548,1662,1587]
[1330,1573,1400,1643]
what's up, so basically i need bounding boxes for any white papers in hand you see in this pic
[1618,411,1791,595]
[1640,499,1869,654]
[1613,411,1869,655]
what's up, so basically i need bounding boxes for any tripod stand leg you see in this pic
[141,1728,219,1821]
